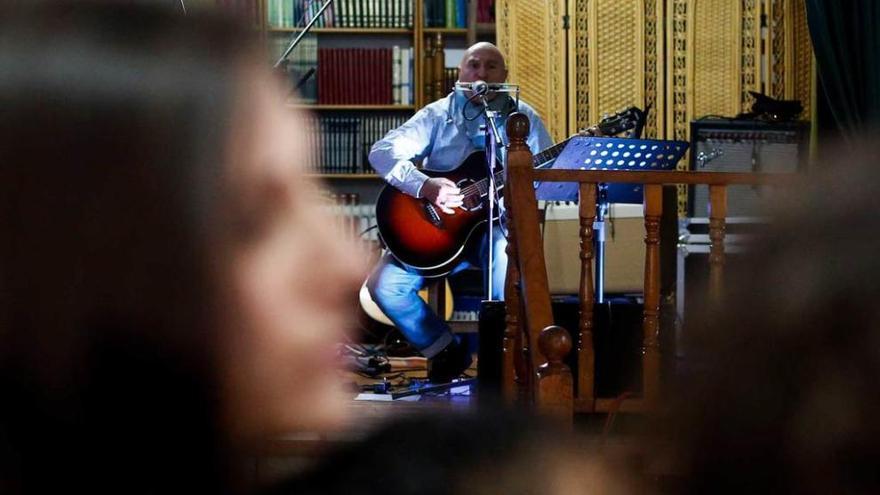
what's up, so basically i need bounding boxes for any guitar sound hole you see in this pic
[462,195,483,211]
[457,178,482,212]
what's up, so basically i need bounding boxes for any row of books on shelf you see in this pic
[424,0,467,28]
[266,0,414,29]
[316,47,414,105]
[272,39,414,105]
[305,114,410,174]
[320,193,380,242]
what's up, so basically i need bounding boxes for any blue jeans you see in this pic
[366,225,507,358]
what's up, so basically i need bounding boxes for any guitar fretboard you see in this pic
[533,137,571,167]
[464,138,572,199]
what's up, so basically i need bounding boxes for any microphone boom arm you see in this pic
[273,0,334,69]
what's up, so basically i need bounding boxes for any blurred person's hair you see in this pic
[674,141,880,494]
[0,3,260,493]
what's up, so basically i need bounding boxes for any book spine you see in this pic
[308,37,318,103]
[392,45,401,104]
[401,47,411,105]
[455,0,466,28]
[338,48,346,105]
[423,0,431,27]
[329,48,338,105]
[385,48,393,104]
[267,0,276,28]
[316,46,325,104]
[378,0,384,28]
[446,0,454,28]
[372,49,381,104]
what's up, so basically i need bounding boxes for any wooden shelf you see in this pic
[475,23,496,34]
[423,28,468,35]
[267,27,413,34]
[307,173,382,180]
[288,104,415,110]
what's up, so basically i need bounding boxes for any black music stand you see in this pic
[535,136,688,302]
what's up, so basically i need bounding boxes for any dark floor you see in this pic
[256,366,687,491]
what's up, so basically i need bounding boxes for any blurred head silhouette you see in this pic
[0,2,363,493]
[674,141,880,494]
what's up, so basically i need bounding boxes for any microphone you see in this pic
[472,80,489,96]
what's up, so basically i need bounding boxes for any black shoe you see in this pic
[427,338,473,384]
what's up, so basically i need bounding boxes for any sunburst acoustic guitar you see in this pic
[374,107,644,277]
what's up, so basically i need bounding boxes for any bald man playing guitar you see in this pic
[366,43,638,383]
[365,43,550,383]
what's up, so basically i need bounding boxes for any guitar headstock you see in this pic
[579,106,646,137]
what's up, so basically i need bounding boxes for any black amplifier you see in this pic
[688,118,809,218]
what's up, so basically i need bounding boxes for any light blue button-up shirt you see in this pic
[368,92,554,198]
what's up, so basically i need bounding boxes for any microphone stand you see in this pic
[273,0,333,70]
[454,81,519,303]
[477,92,503,301]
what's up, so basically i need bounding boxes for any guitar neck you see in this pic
[532,137,572,168]
[469,137,572,197]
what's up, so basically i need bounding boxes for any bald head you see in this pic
[458,42,508,84]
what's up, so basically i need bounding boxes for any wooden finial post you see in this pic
[536,325,574,425]
[506,112,530,156]
[503,112,533,403]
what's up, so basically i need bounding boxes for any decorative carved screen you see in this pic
[496,0,568,142]
[570,0,664,140]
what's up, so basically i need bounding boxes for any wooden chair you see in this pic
[501,113,793,422]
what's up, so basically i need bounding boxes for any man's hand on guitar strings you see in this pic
[422,177,463,215]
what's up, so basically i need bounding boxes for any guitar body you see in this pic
[376,152,500,277]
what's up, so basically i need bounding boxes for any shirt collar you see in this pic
[446,91,518,133]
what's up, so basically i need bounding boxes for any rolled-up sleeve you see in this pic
[368,108,437,198]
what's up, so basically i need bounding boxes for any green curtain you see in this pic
[806,0,880,138]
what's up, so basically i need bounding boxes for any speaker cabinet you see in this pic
[688,119,808,218]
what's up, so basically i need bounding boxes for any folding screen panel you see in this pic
[496,0,569,142]
[569,0,665,139]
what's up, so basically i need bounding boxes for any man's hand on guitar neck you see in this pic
[421,177,463,215]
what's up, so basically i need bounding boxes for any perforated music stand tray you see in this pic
[535,136,689,202]
[534,135,689,302]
